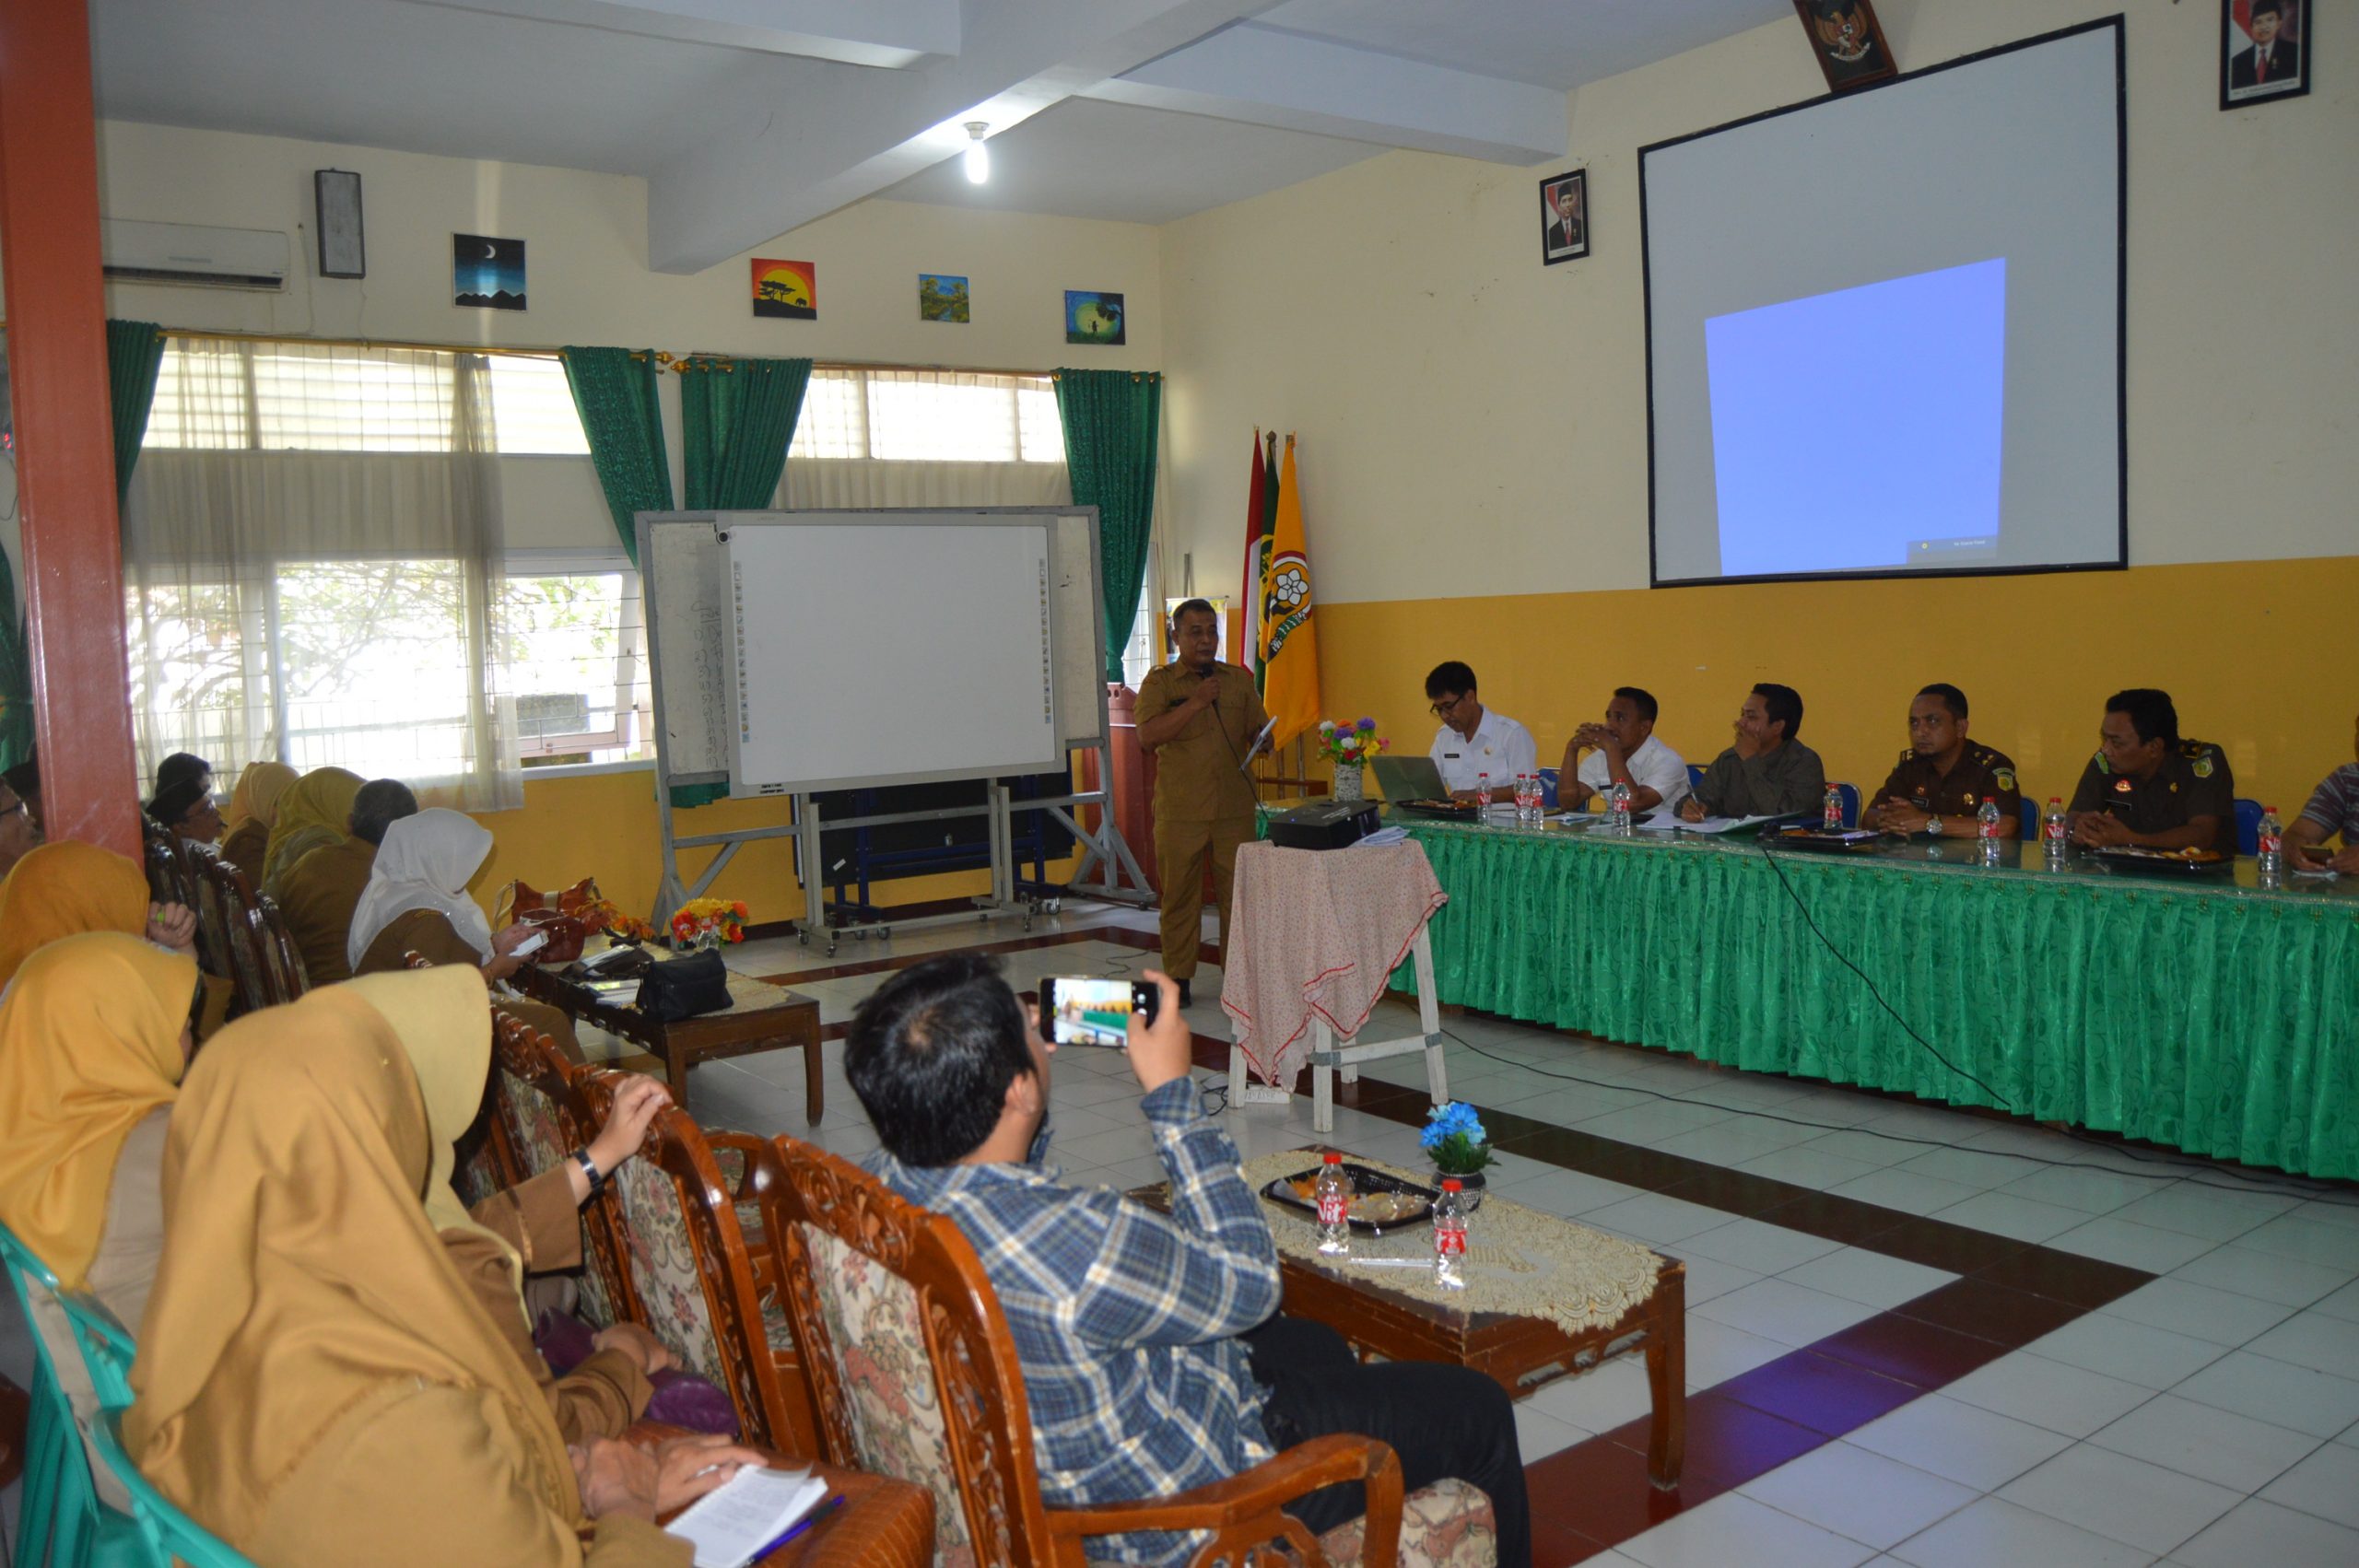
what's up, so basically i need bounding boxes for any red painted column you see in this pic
[0,0,141,857]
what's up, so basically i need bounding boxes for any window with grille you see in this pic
[143,342,588,454]
[792,368,1065,463]
[501,556,650,766]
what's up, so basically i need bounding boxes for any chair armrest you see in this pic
[1044,1434,1403,1568]
[706,1129,768,1200]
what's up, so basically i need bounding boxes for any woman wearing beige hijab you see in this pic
[342,965,675,1443]
[124,977,763,1567]
[218,760,299,874]
[259,766,363,896]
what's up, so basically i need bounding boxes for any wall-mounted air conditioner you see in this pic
[100,219,288,290]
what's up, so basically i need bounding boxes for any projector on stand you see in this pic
[1266,799,1381,850]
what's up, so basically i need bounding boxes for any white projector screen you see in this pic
[722,518,1059,793]
[1642,18,2125,586]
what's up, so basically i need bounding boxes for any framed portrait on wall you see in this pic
[1539,170,1589,265]
[2222,0,2310,109]
[1792,1,1897,93]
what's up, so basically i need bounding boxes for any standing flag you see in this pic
[1251,429,1280,694]
[1257,434,1320,748]
[1237,430,1266,666]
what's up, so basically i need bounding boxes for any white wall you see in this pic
[1158,0,2359,606]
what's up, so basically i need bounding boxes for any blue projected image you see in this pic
[1705,258,2007,577]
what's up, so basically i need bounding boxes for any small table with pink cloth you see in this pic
[1220,838,1451,1132]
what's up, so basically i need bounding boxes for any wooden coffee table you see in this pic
[1135,1170,1688,1488]
[515,955,824,1116]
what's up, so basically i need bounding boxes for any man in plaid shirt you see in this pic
[847,954,1528,1568]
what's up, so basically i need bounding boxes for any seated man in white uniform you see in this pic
[1425,661,1537,802]
[1558,686,1689,816]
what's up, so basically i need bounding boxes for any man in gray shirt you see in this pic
[1680,683,1827,820]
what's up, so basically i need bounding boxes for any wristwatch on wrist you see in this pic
[571,1147,607,1195]
[1925,813,1944,837]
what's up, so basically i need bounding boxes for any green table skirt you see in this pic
[1396,828,2359,1179]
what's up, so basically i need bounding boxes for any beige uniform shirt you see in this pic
[1134,660,1268,825]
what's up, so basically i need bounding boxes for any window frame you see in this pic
[500,547,649,769]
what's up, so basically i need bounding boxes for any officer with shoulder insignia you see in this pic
[1860,684,2021,837]
[2067,687,2237,856]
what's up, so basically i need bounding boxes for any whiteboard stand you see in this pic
[988,758,1156,921]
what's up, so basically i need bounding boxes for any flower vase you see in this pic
[1433,1167,1485,1211]
[1333,762,1366,802]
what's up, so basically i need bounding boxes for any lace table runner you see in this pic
[1242,1150,1666,1333]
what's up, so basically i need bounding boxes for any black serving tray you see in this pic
[1771,827,1888,853]
[1262,1163,1438,1237]
[2082,847,2234,877]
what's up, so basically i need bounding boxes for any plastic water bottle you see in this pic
[2258,806,2283,887]
[1314,1153,1352,1257]
[1432,1179,1467,1289]
[1476,771,1492,813]
[1978,798,2004,865]
[1608,779,1634,836]
[1516,773,1539,826]
[2043,798,2069,867]
[1823,784,1844,830]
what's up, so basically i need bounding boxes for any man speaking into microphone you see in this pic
[1133,599,1269,1007]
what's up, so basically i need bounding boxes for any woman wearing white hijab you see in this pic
[346,810,582,1057]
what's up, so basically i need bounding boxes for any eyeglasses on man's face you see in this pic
[1429,694,1470,719]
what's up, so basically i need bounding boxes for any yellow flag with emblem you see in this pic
[1257,435,1321,749]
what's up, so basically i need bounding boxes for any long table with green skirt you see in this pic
[1391,817,2359,1179]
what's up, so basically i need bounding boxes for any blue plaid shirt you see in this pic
[868,1079,1284,1566]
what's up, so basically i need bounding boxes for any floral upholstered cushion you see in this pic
[496,1067,616,1327]
[453,1131,503,1210]
[1313,1478,1496,1568]
[610,1154,729,1387]
[799,1223,974,1568]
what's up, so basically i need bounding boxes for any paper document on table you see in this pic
[665,1467,829,1568]
[1550,812,1595,824]
[1664,814,1778,835]
[1635,813,1684,833]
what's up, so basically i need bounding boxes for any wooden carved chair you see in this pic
[488,1012,640,1332]
[580,1078,820,1457]
[760,1138,1499,1568]
[197,857,306,1012]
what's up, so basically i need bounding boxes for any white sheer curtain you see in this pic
[123,338,522,812]
[780,458,1071,509]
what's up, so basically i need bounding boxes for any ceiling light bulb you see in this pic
[963,121,991,185]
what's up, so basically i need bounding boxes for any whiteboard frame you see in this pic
[634,506,1145,928]
[719,513,1063,797]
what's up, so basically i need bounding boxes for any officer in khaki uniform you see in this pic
[2067,687,2238,857]
[1133,599,1267,1005]
[1860,684,2022,837]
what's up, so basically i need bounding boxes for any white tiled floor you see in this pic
[663,899,2359,1568]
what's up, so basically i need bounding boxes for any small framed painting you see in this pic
[1539,170,1588,265]
[453,234,525,310]
[752,257,816,320]
[1064,290,1126,345]
[1792,0,1897,93]
[2222,0,2309,109]
[919,274,970,323]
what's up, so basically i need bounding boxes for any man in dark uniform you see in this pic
[2067,687,2237,856]
[1133,599,1268,1008]
[1860,684,2021,837]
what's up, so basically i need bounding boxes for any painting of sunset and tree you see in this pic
[752,257,816,320]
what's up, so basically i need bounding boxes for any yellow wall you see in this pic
[467,767,1083,927]
[1320,556,2359,816]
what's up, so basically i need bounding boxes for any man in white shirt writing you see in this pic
[1426,661,1537,802]
[1559,686,1689,816]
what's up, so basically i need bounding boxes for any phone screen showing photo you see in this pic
[1041,978,1142,1048]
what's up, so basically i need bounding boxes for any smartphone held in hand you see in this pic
[1038,977,1158,1047]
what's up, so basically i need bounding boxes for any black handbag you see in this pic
[635,949,733,1022]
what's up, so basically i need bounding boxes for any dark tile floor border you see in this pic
[759,923,2162,1565]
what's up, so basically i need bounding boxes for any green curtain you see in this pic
[107,318,167,508]
[668,356,812,809]
[681,356,811,510]
[1393,824,2359,1179]
[559,346,673,568]
[1053,369,1161,682]
[0,548,27,771]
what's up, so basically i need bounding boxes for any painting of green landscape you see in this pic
[919,274,970,323]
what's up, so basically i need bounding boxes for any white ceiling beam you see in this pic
[407,0,959,68]
[1080,22,1566,165]
[644,0,1284,273]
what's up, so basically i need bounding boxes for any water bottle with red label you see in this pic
[1314,1153,1351,1257]
[2043,797,2069,866]
[1822,784,1844,830]
[1432,1178,1467,1288]
[2258,806,2284,887]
